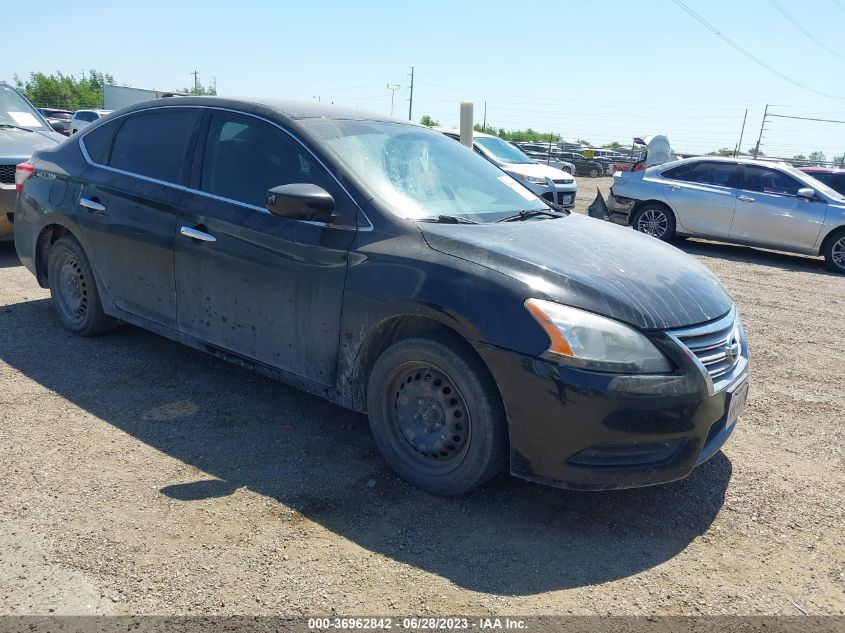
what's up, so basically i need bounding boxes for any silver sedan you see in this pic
[606,156,845,273]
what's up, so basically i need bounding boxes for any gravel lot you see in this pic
[1,178,843,617]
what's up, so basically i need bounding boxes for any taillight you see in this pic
[15,162,35,193]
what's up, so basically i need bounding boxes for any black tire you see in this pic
[366,336,508,495]
[587,164,600,178]
[823,228,845,274]
[632,203,677,242]
[47,236,118,336]
[562,166,573,175]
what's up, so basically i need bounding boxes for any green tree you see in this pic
[706,147,735,157]
[419,114,438,127]
[808,150,826,163]
[747,147,764,156]
[602,141,625,149]
[575,138,591,146]
[13,70,114,109]
[180,83,217,96]
[792,154,807,161]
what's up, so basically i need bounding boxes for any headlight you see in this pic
[525,298,673,374]
[523,175,548,185]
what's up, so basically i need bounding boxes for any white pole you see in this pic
[460,102,473,148]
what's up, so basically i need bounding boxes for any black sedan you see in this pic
[14,97,749,495]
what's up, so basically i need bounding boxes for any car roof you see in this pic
[799,166,844,173]
[110,96,417,125]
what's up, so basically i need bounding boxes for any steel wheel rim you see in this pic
[832,237,845,270]
[384,361,471,474]
[55,254,88,325]
[637,209,669,238]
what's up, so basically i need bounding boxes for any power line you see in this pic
[671,0,845,100]
[767,0,845,60]
[768,113,845,124]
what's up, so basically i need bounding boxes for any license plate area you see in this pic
[726,378,749,428]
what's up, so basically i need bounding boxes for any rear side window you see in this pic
[109,109,199,184]
[663,161,737,187]
[82,119,121,164]
[199,114,326,207]
[76,112,94,122]
[742,166,802,196]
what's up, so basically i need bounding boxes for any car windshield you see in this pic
[784,164,845,202]
[301,119,549,222]
[0,84,49,130]
[474,137,535,165]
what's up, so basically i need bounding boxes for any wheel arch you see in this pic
[348,313,501,415]
[819,224,845,256]
[34,222,83,287]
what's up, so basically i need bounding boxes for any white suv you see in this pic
[436,129,577,208]
[70,109,112,134]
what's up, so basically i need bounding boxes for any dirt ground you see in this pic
[1,179,843,617]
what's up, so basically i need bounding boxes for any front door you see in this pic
[730,165,827,251]
[174,111,357,385]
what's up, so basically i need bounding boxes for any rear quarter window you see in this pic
[108,109,200,184]
[82,119,121,164]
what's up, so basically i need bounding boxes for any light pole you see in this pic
[386,84,400,116]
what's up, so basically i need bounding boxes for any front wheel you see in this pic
[632,204,676,242]
[823,228,845,274]
[366,337,508,495]
[587,164,600,178]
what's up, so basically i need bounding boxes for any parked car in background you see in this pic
[15,97,750,495]
[605,156,845,273]
[0,82,64,241]
[69,109,111,134]
[556,150,605,178]
[37,108,73,135]
[437,129,577,208]
[515,143,577,175]
[799,167,845,196]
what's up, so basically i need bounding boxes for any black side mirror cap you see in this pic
[266,184,335,221]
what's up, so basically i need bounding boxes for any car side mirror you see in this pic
[797,187,815,200]
[266,184,335,221]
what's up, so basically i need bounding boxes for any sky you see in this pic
[4,0,844,159]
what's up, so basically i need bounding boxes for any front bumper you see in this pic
[474,339,748,490]
[0,185,16,240]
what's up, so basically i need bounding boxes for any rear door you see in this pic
[174,110,357,385]
[77,107,202,328]
[730,165,827,250]
[661,161,739,238]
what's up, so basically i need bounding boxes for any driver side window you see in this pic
[742,166,801,196]
[200,114,328,208]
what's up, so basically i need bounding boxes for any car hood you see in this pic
[420,213,732,330]
[0,127,64,161]
[499,161,570,179]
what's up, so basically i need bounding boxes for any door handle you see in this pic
[666,184,681,190]
[79,197,106,212]
[180,226,217,242]
[738,195,755,203]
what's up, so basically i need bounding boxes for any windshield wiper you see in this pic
[496,208,566,223]
[416,215,480,225]
[0,123,35,133]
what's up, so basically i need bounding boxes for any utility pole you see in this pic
[483,101,487,130]
[753,104,769,159]
[735,108,748,157]
[212,76,217,94]
[386,84,400,116]
[190,70,200,91]
[408,66,415,122]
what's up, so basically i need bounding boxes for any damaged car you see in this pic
[600,156,845,273]
[15,97,749,495]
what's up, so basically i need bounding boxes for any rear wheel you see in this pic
[823,228,845,274]
[632,204,676,242]
[587,164,601,178]
[47,236,118,336]
[366,336,508,495]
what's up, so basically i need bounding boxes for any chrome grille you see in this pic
[0,164,15,184]
[669,309,742,383]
